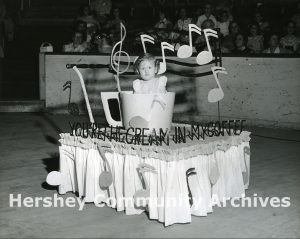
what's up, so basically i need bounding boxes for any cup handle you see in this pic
[101,92,123,127]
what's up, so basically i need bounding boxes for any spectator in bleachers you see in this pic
[74,20,88,41]
[77,5,100,30]
[215,0,233,21]
[280,21,300,53]
[221,21,240,52]
[291,2,300,37]
[104,8,125,45]
[247,22,264,53]
[89,31,112,54]
[196,3,217,29]
[232,33,250,54]
[170,8,193,43]
[90,0,111,28]
[253,11,270,36]
[154,10,173,40]
[62,31,88,52]
[216,10,230,37]
[263,34,292,54]
[195,19,229,53]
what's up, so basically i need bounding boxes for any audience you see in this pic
[221,21,240,52]
[62,31,88,52]
[154,10,173,40]
[263,33,292,54]
[280,21,300,53]
[216,10,230,37]
[56,1,300,55]
[104,8,125,45]
[89,31,112,53]
[196,3,217,29]
[171,8,192,43]
[232,33,250,54]
[247,22,264,53]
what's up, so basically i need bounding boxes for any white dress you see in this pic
[133,76,167,94]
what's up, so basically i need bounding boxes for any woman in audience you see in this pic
[247,22,264,53]
[196,3,217,28]
[232,33,250,54]
[280,21,300,53]
[154,10,173,40]
[104,7,125,45]
[253,11,270,36]
[221,21,240,51]
[263,34,292,54]
[77,5,100,30]
[171,7,192,43]
[216,10,230,37]
[62,31,88,52]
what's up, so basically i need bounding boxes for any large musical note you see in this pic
[133,163,157,207]
[63,81,79,115]
[177,24,202,59]
[110,22,130,92]
[140,34,155,53]
[196,29,218,65]
[208,66,227,103]
[157,42,174,75]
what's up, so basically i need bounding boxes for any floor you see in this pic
[0,113,299,238]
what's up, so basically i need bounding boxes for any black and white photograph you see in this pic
[0,0,299,238]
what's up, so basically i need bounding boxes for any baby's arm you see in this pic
[133,79,141,93]
[157,76,167,93]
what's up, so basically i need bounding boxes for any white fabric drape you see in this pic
[58,132,251,226]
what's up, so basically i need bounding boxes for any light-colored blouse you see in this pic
[133,76,167,94]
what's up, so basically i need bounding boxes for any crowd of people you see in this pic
[60,0,300,55]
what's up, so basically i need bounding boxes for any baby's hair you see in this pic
[134,53,160,74]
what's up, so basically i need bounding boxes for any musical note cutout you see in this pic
[97,144,114,189]
[177,24,202,59]
[196,29,218,65]
[134,163,157,207]
[157,42,174,75]
[140,34,155,53]
[186,168,197,207]
[46,171,63,186]
[243,146,250,185]
[208,66,227,103]
[63,81,79,115]
[110,22,130,92]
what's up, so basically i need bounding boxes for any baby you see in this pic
[133,53,167,94]
[129,53,168,128]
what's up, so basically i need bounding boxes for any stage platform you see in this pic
[0,113,299,237]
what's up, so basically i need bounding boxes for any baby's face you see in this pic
[139,60,156,81]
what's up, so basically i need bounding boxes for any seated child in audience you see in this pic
[217,10,230,37]
[76,4,100,30]
[247,22,264,53]
[222,21,240,51]
[133,53,167,94]
[171,8,193,43]
[263,34,292,54]
[196,3,217,28]
[232,33,250,54]
[280,21,300,53]
[104,7,125,45]
[62,31,88,52]
[154,10,173,40]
